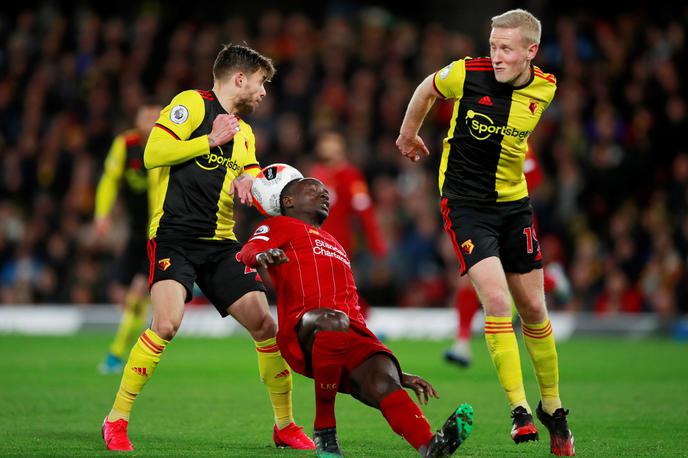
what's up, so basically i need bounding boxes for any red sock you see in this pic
[379,389,433,450]
[312,330,350,430]
[456,287,480,340]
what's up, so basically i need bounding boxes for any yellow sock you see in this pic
[109,297,149,359]
[255,337,294,429]
[522,319,561,415]
[108,329,168,421]
[485,316,530,412]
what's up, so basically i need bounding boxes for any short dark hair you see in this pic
[279,178,302,215]
[213,44,276,82]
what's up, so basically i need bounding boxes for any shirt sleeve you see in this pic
[238,220,283,267]
[94,135,125,218]
[144,90,210,169]
[433,59,466,100]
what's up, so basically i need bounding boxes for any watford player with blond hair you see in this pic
[101,44,313,452]
[396,9,575,456]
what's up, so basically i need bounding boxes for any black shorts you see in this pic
[146,238,266,316]
[113,235,149,285]
[440,197,542,275]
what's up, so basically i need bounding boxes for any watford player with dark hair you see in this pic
[101,44,313,452]
[396,9,574,456]
[239,177,473,458]
[94,104,161,375]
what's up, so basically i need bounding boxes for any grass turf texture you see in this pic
[0,334,686,456]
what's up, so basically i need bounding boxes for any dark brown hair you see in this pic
[213,44,276,82]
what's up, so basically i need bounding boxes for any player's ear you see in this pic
[233,72,244,88]
[282,195,294,209]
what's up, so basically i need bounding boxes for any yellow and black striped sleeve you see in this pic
[433,59,467,100]
[94,135,126,218]
[144,90,209,169]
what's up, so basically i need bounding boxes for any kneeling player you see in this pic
[239,178,474,457]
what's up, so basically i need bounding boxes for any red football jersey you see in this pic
[238,216,365,340]
[310,163,387,257]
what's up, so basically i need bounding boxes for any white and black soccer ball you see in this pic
[251,163,304,216]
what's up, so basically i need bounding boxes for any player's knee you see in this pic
[368,371,402,404]
[152,319,179,341]
[519,299,548,322]
[249,313,277,341]
[313,309,350,333]
[481,290,512,314]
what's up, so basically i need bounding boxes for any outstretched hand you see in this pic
[395,132,430,163]
[256,248,290,268]
[401,372,439,405]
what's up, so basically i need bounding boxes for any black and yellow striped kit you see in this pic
[433,57,556,203]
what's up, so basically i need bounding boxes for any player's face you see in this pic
[489,27,537,86]
[316,132,346,162]
[235,70,269,116]
[136,105,162,136]
[295,178,330,224]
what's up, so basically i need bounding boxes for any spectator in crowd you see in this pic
[0,4,685,324]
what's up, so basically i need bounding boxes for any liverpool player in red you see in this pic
[310,129,387,258]
[310,129,387,317]
[239,178,473,457]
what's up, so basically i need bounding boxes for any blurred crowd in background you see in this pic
[0,2,686,318]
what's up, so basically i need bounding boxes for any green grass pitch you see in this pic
[0,333,686,456]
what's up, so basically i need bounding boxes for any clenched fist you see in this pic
[208,114,241,148]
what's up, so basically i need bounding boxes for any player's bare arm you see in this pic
[396,73,437,162]
[256,248,290,269]
[401,372,439,405]
[207,113,240,148]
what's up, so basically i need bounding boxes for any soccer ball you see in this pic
[251,163,304,216]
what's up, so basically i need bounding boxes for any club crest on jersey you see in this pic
[309,228,320,236]
[461,239,475,255]
[529,100,539,115]
[170,105,189,124]
[158,258,172,271]
[254,225,269,235]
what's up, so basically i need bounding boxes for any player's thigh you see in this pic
[228,291,276,340]
[467,257,512,316]
[195,247,270,330]
[440,199,501,275]
[150,280,187,335]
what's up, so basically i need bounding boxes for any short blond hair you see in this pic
[491,9,541,45]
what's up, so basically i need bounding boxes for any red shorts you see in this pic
[277,319,401,394]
